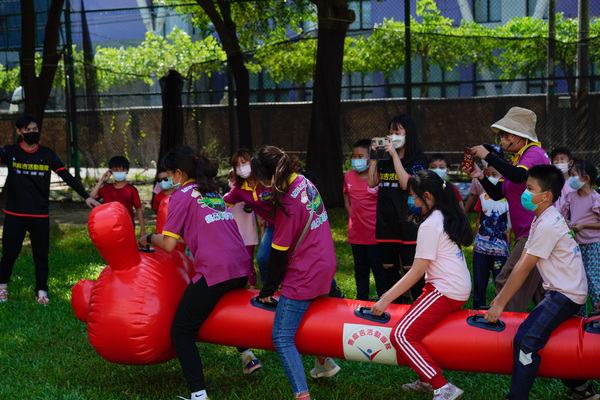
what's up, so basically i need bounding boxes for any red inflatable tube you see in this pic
[198,290,600,380]
[73,202,600,378]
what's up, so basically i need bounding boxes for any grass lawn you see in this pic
[0,206,579,399]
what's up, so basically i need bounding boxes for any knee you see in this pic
[383,264,394,270]
[272,330,293,350]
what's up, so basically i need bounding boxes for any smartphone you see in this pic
[462,147,474,170]
[369,137,391,160]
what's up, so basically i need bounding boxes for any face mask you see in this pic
[23,131,40,145]
[521,189,548,211]
[488,177,500,185]
[390,134,406,149]
[351,158,368,173]
[431,168,447,180]
[112,171,127,182]
[236,165,251,179]
[159,180,172,190]
[168,175,181,190]
[568,176,585,190]
[554,163,570,174]
[407,195,422,214]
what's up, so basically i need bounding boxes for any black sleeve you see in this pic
[479,177,505,201]
[484,153,528,183]
[259,248,288,298]
[57,169,90,200]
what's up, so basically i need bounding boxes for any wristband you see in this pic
[147,233,154,245]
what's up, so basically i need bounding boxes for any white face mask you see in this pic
[390,134,406,149]
[554,163,570,174]
[488,177,500,185]
[112,171,127,182]
[236,164,251,179]
[430,168,447,180]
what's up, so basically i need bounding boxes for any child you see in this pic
[428,153,465,211]
[90,155,146,236]
[227,169,259,289]
[152,168,175,211]
[559,160,600,314]
[485,164,598,400]
[372,169,473,400]
[472,162,509,310]
[551,146,575,211]
[343,139,386,300]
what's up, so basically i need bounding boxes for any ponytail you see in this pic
[251,146,294,217]
[408,170,473,247]
[162,145,218,194]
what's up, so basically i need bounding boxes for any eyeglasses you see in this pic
[158,177,169,182]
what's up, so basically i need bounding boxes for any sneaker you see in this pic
[36,291,49,305]
[176,396,211,400]
[568,383,600,400]
[433,383,464,400]
[402,378,433,393]
[241,350,262,374]
[0,287,6,303]
[310,357,341,378]
[329,286,345,299]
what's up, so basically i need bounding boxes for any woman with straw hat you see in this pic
[463,106,550,313]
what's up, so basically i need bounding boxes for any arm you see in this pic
[371,258,428,315]
[90,170,112,200]
[386,140,410,190]
[138,233,178,252]
[366,157,379,188]
[344,193,351,216]
[484,153,528,183]
[485,252,540,322]
[465,194,478,213]
[136,207,146,236]
[463,162,504,201]
[259,248,288,299]
[56,168,100,208]
[572,222,600,232]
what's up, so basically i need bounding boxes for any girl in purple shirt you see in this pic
[252,146,339,400]
[138,146,261,400]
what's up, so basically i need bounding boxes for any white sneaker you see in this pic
[241,350,262,374]
[0,286,7,302]
[310,357,341,378]
[36,290,49,305]
[433,382,464,400]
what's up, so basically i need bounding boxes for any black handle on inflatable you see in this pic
[138,245,155,253]
[466,314,506,332]
[251,296,278,312]
[354,307,390,324]
[584,319,600,334]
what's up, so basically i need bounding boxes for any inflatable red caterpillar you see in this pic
[72,203,600,379]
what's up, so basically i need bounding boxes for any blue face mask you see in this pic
[112,171,127,182]
[430,168,447,180]
[407,195,422,214]
[159,180,172,190]
[351,158,368,173]
[521,189,549,211]
[568,176,585,190]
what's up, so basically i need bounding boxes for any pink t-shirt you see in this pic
[469,178,484,196]
[272,174,336,301]
[163,181,251,286]
[414,210,471,301]
[560,190,600,244]
[555,180,576,212]
[223,182,275,225]
[502,144,550,238]
[343,170,378,245]
[230,202,259,246]
[525,206,587,305]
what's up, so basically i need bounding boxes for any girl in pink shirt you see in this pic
[560,159,600,313]
[372,169,473,400]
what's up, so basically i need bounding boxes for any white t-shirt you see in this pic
[415,210,471,301]
[525,206,587,305]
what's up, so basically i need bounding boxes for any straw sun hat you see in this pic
[490,107,538,142]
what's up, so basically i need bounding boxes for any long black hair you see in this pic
[251,146,300,218]
[388,114,422,167]
[161,146,218,194]
[407,169,473,248]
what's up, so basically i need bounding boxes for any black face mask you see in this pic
[22,131,40,145]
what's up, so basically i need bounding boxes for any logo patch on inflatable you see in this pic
[343,323,398,365]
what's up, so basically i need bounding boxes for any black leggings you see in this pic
[0,213,50,293]
[377,241,425,303]
[171,275,248,393]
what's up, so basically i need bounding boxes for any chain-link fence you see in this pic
[0,0,599,175]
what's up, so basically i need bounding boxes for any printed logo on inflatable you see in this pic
[342,323,398,365]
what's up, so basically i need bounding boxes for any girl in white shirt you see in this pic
[372,169,473,400]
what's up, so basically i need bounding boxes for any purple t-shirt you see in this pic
[272,174,336,301]
[163,181,251,286]
[223,182,275,225]
[502,144,550,238]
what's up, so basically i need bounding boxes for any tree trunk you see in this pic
[20,0,65,127]
[196,0,252,150]
[306,0,354,207]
